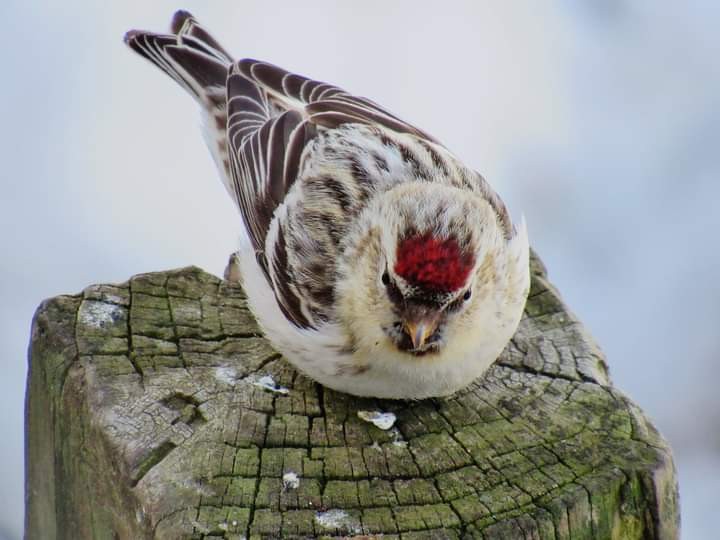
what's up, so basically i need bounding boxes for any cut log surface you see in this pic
[25,252,679,539]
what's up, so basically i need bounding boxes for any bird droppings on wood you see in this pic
[78,299,125,330]
[357,410,397,430]
[314,509,362,534]
[213,366,237,387]
[252,374,289,394]
[282,471,300,490]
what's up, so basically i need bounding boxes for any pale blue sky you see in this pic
[2,2,718,538]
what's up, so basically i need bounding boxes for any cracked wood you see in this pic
[25,251,679,539]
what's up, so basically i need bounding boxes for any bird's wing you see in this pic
[225,67,320,327]
[232,59,439,142]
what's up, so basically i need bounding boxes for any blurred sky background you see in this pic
[1,1,718,538]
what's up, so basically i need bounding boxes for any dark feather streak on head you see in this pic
[394,234,474,293]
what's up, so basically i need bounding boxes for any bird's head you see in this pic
[337,181,528,361]
[381,232,475,355]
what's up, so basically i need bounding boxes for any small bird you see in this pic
[125,11,530,399]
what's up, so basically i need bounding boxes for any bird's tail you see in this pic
[124,10,241,210]
[124,10,233,108]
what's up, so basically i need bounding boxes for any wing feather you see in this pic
[234,59,439,143]
[171,10,233,60]
[226,64,321,327]
[125,32,229,103]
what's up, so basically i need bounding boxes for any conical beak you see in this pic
[402,318,439,350]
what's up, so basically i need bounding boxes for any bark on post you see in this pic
[25,252,679,539]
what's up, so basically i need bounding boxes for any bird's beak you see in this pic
[403,317,439,350]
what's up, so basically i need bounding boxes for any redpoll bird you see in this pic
[125,11,530,399]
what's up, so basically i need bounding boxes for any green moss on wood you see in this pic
[25,255,679,539]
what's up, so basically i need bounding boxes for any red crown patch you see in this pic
[394,234,474,292]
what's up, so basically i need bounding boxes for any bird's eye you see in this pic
[463,289,472,301]
[383,273,403,303]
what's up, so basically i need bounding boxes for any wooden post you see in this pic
[25,252,679,539]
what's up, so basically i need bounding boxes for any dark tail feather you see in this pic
[171,10,233,60]
[124,10,233,104]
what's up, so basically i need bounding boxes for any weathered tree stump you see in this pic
[25,252,679,539]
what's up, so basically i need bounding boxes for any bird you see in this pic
[124,10,530,399]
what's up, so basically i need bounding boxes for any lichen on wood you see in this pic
[25,251,679,539]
